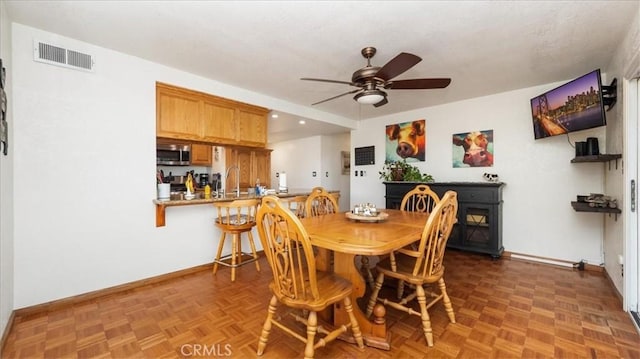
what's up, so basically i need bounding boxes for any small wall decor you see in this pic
[452,129,494,168]
[341,151,350,175]
[0,58,7,155]
[385,119,425,162]
[354,146,375,165]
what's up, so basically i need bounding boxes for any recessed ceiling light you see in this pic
[298,120,306,125]
[271,113,279,119]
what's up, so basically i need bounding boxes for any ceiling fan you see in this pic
[301,47,451,108]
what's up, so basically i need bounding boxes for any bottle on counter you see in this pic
[255,178,261,196]
[204,184,211,198]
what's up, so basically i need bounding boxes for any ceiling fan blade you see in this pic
[301,77,354,86]
[373,97,388,108]
[311,89,361,105]
[387,78,451,89]
[375,52,422,81]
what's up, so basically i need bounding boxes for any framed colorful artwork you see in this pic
[452,129,494,168]
[384,119,425,162]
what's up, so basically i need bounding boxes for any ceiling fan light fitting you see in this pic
[354,89,386,105]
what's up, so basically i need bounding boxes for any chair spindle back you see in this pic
[400,184,440,214]
[305,187,338,217]
[257,195,319,301]
[413,191,458,278]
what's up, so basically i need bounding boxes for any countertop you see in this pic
[153,188,340,227]
[153,189,339,206]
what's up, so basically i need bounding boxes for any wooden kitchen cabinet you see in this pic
[156,85,202,140]
[226,147,272,192]
[237,108,268,147]
[156,82,269,148]
[191,143,213,166]
[253,150,271,187]
[201,98,237,144]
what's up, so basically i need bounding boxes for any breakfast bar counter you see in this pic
[153,189,339,227]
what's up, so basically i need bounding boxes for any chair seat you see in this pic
[376,254,444,285]
[271,271,353,312]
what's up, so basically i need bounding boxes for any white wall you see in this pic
[270,133,350,210]
[604,9,640,294]
[320,133,351,211]
[351,85,609,265]
[271,136,322,190]
[8,23,355,308]
[0,0,15,339]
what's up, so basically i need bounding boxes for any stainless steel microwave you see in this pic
[156,144,191,166]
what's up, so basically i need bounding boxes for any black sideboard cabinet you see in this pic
[384,181,505,258]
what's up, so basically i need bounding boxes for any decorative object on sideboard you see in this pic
[0,58,7,156]
[378,158,434,182]
[483,173,499,182]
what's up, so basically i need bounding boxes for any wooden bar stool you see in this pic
[213,198,261,282]
[279,195,308,218]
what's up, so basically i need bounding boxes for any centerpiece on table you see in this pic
[378,159,434,182]
[346,203,389,222]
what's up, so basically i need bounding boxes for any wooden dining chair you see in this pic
[304,187,338,217]
[400,184,440,214]
[212,198,261,282]
[304,187,338,270]
[361,184,442,292]
[393,184,441,297]
[280,195,308,218]
[366,191,458,348]
[255,196,364,358]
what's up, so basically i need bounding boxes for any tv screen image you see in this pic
[530,69,606,140]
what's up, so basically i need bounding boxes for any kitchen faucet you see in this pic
[225,165,240,197]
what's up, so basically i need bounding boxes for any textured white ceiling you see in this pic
[4,1,639,142]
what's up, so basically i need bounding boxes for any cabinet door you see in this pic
[237,108,267,147]
[459,204,495,251]
[156,86,201,140]
[236,148,253,190]
[201,99,237,144]
[254,150,271,188]
[191,143,212,166]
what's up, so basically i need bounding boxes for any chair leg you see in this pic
[438,278,456,323]
[304,311,318,359]
[343,296,364,348]
[213,232,227,275]
[416,285,434,347]
[257,295,278,356]
[360,256,375,289]
[231,233,238,282]
[366,272,385,317]
[247,231,261,272]
[397,279,405,300]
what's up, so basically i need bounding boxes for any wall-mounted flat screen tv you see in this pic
[530,69,606,140]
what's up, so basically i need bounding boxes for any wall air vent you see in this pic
[33,40,95,72]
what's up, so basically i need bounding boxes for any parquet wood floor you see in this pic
[3,249,639,358]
